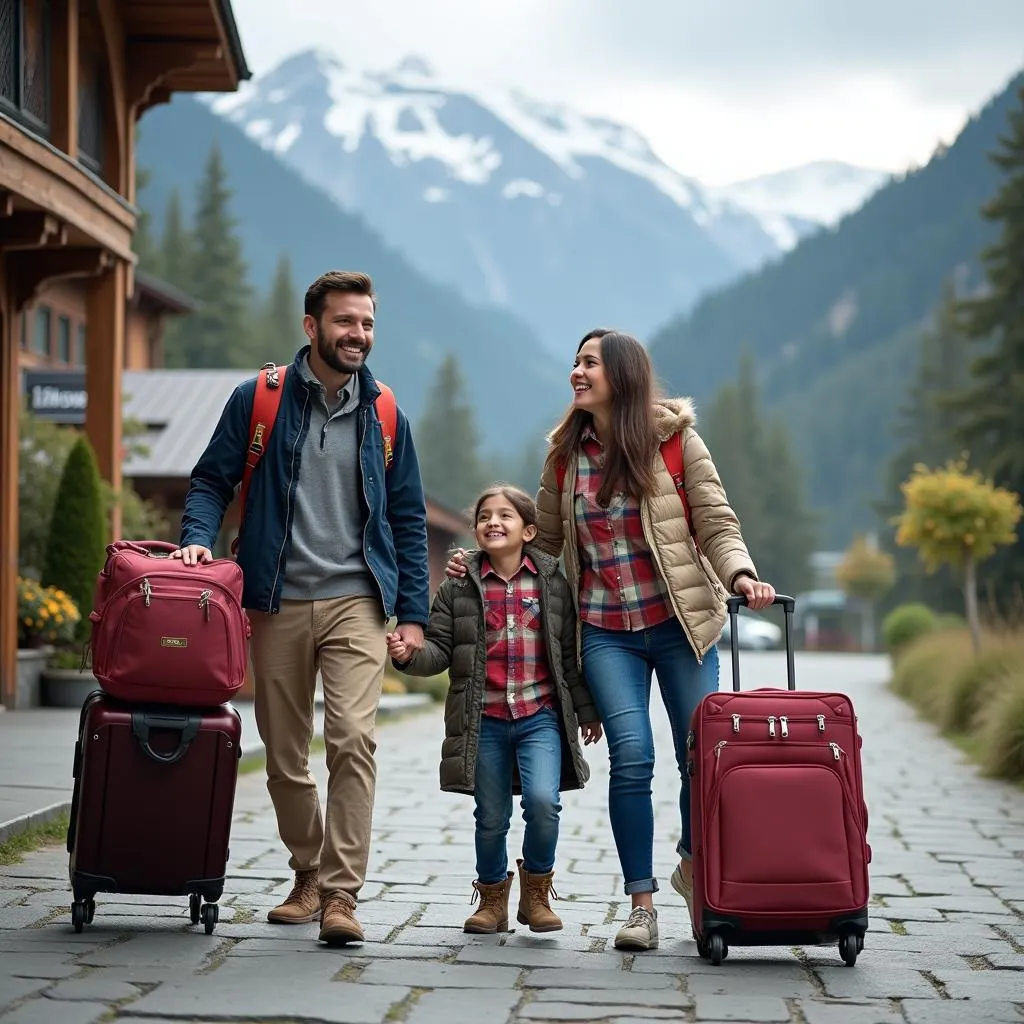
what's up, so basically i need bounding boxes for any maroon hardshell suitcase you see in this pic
[66,690,241,934]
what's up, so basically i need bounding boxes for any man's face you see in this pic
[305,290,375,377]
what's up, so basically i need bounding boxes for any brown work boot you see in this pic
[515,858,562,932]
[267,869,320,924]
[318,890,364,946]
[463,872,514,934]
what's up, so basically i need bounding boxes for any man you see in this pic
[172,270,428,945]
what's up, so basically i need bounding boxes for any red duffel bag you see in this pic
[88,540,250,707]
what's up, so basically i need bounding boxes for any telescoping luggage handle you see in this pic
[726,594,797,692]
[131,711,202,765]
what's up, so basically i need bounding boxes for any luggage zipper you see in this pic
[728,714,829,737]
[199,589,213,622]
[140,577,152,606]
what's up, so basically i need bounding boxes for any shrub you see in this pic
[399,671,450,703]
[883,603,937,652]
[935,612,967,632]
[16,577,80,648]
[939,642,1024,733]
[381,674,408,696]
[975,669,1024,782]
[889,629,974,722]
[42,436,107,643]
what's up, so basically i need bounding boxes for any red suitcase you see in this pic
[66,691,241,934]
[686,595,870,966]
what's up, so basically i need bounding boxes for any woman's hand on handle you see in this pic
[445,548,470,578]
[734,575,776,611]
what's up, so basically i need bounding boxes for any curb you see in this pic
[0,692,435,846]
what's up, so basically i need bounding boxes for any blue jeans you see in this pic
[581,617,720,895]
[474,707,563,884]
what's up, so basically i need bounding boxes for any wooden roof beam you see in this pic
[11,247,115,311]
[126,40,223,114]
[0,212,67,250]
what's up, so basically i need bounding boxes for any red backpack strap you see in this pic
[374,380,397,470]
[660,431,698,550]
[233,363,287,554]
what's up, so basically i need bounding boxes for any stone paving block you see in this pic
[0,952,81,979]
[43,975,141,1001]
[405,989,520,1024]
[518,1004,680,1021]
[816,966,939,999]
[686,969,818,998]
[359,960,521,988]
[987,952,1024,969]
[386,924,493,947]
[76,932,221,970]
[796,1001,904,1024]
[455,943,623,969]
[0,889,36,906]
[123,979,410,1023]
[0,903,58,929]
[0,999,111,1024]
[901,1000,1024,1024]
[928,969,1024,1000]
[522,967,673,989]
[532,991,692,1007]
[227,939,447,959]
[0,976,49,1012]
[693,994,790,1021]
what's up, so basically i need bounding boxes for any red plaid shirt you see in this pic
[481,555,556,720]
[575,426,674,631]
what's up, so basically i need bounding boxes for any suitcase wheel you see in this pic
[189,893,201,925]
[70,898,95,933]
[838,932,862,966]
[199,901,219,935]
[703,932,727,966]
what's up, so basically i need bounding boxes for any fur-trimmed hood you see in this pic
[653,397,697,441]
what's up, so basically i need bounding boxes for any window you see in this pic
[77,39,103,174]
[57,314,70,363]
[19,311,27,350]
[0,0,51,136]
[75,322,85,366]
[33,303,50,356]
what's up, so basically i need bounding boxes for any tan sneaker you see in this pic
[318,890,364,946]
[463,873,513,933]
[614,906,659,951]
[515,859,563,932]
[267,869,320,924]
[670,859,693,908]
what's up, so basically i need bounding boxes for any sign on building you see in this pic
[22,370,87,425]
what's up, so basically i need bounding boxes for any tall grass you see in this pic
[889,622,1024,785]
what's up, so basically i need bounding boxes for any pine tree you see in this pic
[133,165,160,274]
[415,354,485,513]
[160,188,193,290]
[877,279,971,613]
[255,253,302,363]
[951,81,1024,603]
[176,142,253,369]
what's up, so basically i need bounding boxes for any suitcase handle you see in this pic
[131,711,202,765]
[725,594,796,692]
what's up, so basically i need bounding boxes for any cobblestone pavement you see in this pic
[1,652,1023,1024]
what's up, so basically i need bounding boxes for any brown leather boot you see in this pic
[463,872,514,934]
[318,890,364,946]
[515,858,562,932]
[267,869,320,924]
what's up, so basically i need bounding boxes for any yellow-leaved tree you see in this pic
[835,535,896,651]
[895,459,1022,653]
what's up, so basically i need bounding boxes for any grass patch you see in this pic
[0,813,70,865]
[889,622,1024,786]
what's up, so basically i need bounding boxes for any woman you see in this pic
[448,329,775,951]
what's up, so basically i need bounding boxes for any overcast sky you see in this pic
[229,1,1024,184]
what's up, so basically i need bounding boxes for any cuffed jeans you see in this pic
[474,707,562,884]
[581,617,720,895]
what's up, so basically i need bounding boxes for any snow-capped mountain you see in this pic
[713,162,890,234]
[209,51,885,352]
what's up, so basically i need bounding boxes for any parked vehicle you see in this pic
[720,610,782,650]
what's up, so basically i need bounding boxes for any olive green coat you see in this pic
[396,545,599,796]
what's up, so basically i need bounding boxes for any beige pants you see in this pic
[250,596,387,898]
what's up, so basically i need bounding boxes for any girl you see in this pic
[448,331,775,951]
[387,484,603,935]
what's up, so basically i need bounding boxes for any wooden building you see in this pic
[0,0,249,708]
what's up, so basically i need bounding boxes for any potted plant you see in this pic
[16,576,80,708]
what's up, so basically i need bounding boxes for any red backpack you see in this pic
[233,363,398,551]
[556,432,699,550]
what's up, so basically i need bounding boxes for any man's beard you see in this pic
[316,323,367,375]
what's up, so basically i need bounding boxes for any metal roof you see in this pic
[123,369,250,478]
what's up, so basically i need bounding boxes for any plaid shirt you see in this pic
[480,555,556,720]
[575,426,675,631]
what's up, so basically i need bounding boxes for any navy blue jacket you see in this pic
[179,346,430,624]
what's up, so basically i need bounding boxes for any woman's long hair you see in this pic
[546,329,660,506]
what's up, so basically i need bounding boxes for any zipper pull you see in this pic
[714,740,727,758]
[199,589,212,622]
[140,578,152,606]
[829,742,841,760]
[731,714,740,734]
[817,714,825,733]
[780,716,789,738]
[768,715,776,738]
